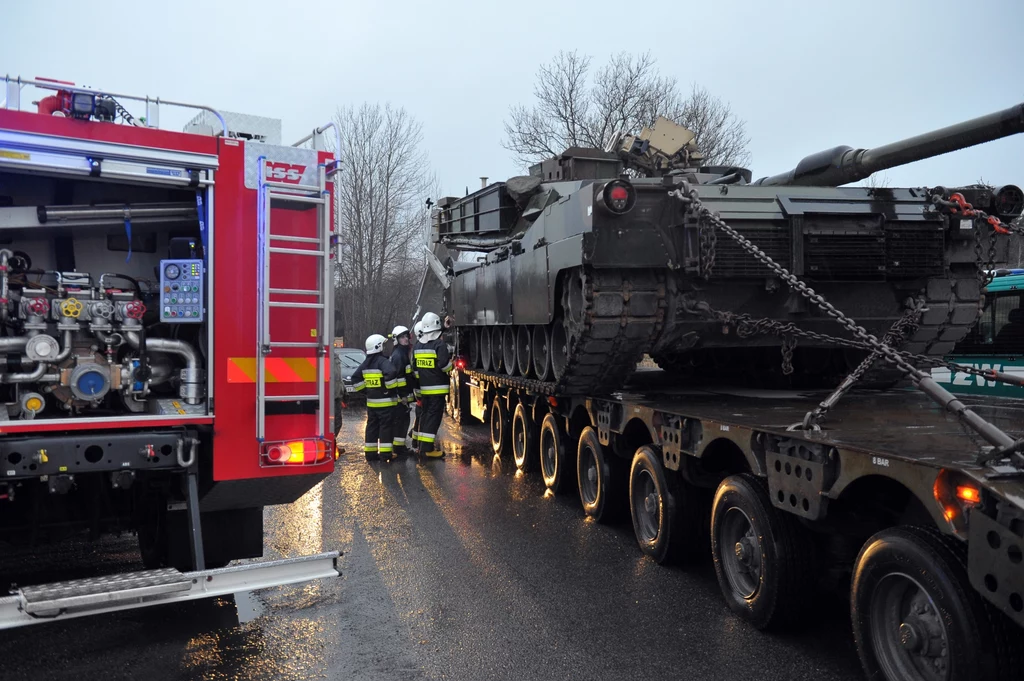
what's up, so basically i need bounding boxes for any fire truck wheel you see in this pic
[711,473,814,630]
[511,402,537,472]
[852,525,1023,681]
[490,396,511,457]
[577,426,614,522]
[629,445,684,565]
[539,412,571,493]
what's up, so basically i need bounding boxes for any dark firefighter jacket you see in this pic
[413,337,452,397]
[351,353,400,408]
[389,343,417,400]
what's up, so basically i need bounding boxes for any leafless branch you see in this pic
[332,102,432,345]
[503,52,751,169]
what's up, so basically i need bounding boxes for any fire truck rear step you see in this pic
[0,551,341,630]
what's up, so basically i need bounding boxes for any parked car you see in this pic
[334,347,367,401]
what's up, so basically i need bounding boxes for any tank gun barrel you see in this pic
[755,103,1024,187]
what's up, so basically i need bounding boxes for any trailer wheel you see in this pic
[711,473,814,630]
[852,526,1023,681]
[490,396,510,457]
[628,445,682,565]
[577,426,617,522]
[539,413,571,493]
[511,402,537,471]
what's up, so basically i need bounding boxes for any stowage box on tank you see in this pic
[430,107,1024,395]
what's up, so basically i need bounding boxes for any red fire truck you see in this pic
[0,75,341,627]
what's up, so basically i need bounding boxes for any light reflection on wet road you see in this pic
[1,407,863,681]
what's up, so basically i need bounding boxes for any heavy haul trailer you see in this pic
[0,76,341,628]
[449,368,1024,680]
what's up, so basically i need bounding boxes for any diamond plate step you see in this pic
[19,568,191,613]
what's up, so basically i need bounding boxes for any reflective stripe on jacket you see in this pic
[389,344,416,398]
[413,338,452,396]
[351,353,400,408]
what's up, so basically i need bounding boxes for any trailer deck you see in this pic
[608,371,1024,470]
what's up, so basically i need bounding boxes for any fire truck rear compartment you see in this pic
[0,170,209,427]
[0,170,216,558]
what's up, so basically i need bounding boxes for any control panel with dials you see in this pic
[159,259,204,323]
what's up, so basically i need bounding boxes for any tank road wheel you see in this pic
[550,319,569,380]
[491,327,504,374]
[516,325,533,377]
[503,326,517,376]
[711,473,815,630]
[563,267,588,341]
[466,327,481,369]
[511,402,538,472]
[532,325,552,381]
[490,395,510,457]
[852,526,1023,681]
[577,426,621,522]
[539,413,573,494]
[480,327,493,372]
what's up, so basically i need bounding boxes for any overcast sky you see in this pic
[4,0,1022,196]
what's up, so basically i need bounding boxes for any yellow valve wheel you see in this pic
[60,298,83,318]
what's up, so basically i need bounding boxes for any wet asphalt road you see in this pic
[1,407,865,681]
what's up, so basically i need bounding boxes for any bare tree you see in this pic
[332,103,432,347]
[504,50,751,168]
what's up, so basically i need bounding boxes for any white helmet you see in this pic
[413,321,424,338]
[391,325,409,338]
[364,333,386,355]
[420,312,442,335]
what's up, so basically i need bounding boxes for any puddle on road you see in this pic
[233,591,268,624]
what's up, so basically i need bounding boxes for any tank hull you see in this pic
[442,179,999,394]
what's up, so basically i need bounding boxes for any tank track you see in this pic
[855,270,983,386]
[555,267,666,395]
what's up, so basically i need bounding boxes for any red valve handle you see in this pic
[125,301,147,320]
[27,298,50,315]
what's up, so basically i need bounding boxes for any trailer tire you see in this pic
[490,396,510,458]
[511,402,536,471]
[711,473,814,630]
[852,525,1023,681]
[629,445,687,565]
[539,412,571,493]
[577,426,617,522]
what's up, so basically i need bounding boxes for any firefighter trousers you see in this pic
[389,401,414,452]
[364,406,394,460]
[416,394,445,456]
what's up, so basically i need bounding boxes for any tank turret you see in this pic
[426,103,1024,395]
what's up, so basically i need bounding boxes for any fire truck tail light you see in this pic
[261,439,330,466]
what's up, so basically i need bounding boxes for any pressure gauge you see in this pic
[164,264,180,280]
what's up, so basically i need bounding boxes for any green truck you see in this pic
[936,268,1024,396]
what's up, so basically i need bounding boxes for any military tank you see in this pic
[426,104,1024,395]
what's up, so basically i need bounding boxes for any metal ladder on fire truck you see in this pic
[0,75,342,629]
[254,144,335,445]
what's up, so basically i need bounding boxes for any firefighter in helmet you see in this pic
[350,333,400,462]
[412,312,451,459]
[388,325,417,454]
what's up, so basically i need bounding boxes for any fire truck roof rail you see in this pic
[292,121,341,172]
[2,74,228,136]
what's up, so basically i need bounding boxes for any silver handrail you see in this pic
[2,75,228,136]
[292,121,341,173]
